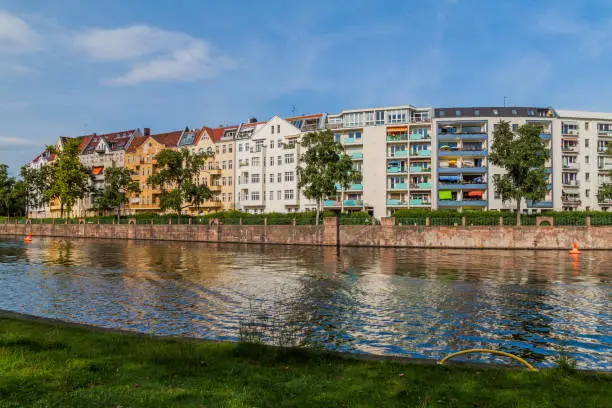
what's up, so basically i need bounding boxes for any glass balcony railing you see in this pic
[387,167,407,173]
[389,150,408,157]
[409,133,430,140]
[409,198,431,206]
[409,165,431,172]
[416,182,431,189]
[349,183,363,191]
[438,200,488,207]
[350,152,364,159]
[411,150,431,157]
[343,199,363,206]
[324,200,341,207]
[386,134,408,142]
[386,199,403,205]
[388,183,408,190]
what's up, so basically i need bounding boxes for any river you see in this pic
[0,236,610,370]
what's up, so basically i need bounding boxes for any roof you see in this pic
[151,131,182,147]
[81,129,138,154]
[555,110,612,121]
[127,135,148,153]
[177,127,200,147]
[285,113,323,121]
[327,105,420,117]
[92,166,104,175]
[434,107,553,119]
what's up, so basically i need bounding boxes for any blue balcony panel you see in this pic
[540,133,552,140]
[438,167,487,174]
[350,152,364,159]
[438,133,487,140]
[438,200,488,207]
[389,183,408,190]
[527,200,553,208]
[349,183,363,191]
[324,200,340,207]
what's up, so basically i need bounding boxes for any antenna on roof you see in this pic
[290,105,296,116]
[503,96,510,107]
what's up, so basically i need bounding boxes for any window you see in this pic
[252,157,260,166]
[216,146,219,153]
[492,109,499,115]
[474,109,480,116]
[455,109,461,116]
[270,140,274,149]
[586,189,590,198]
[269,191,274,200]
[228,176,232,186]
[277,156,282,165]
[222,145,227,154]
[251,173,260,183]
[270,173,275,183]
[270,157,274,166]
[355,131,362,139]
[511,109,518,115]
[512,124,518,131]
[228,160,233,169]
[494,190,500,200]
[439,110,445,117]
[271,126,275,134]
[585,122,589,131]
[222,177,226,186]
[277,191,282,200]
[277,173,281,182]
[222,193,226,201]
[585,156,589,164]
[222,161,226,169]
[586,173,590,181]
[251,191,260,201]
[228,193,232,201]
[238,143,243,152]
[375,110,385,125]
[284,172,294,182]
[527,110,535,116]
[284,190,294,200]
[585,139,590,148]
[285,154,295,164]
[245,142,250,151]
[277,125,280,133]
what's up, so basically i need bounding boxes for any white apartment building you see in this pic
[324,105,433,218]
[234,115,323,214]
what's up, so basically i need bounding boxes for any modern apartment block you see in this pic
[432,107,555,212]
[324,105,433,218]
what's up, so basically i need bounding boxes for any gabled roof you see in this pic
[151,131,182,147]
[177,127,200,147]
[80,129,138,155]
[127,135,148,153]
[199,125,239,143]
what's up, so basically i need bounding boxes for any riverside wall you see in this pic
[0,218,610,249]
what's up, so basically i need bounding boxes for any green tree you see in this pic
[20,164,52,216]
[597,143,612,203]
[297,130,361,225]
[8,180,27,216]
[45,139,90,218]
[489,121,549,226]
[147,148,213,221]
[93,167,141,221]
[0,164,16,217]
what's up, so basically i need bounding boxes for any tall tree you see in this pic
[597,143,612,204]
[8,180,27,216]
[94,167,141,221]
[297,130,361,225]
[0,164,16,217]
[20,164,52,216]
[489,121,549,226]
[147,148,213,221]
[45,139,90,218]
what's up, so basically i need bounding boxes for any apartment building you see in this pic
[235,115,324,214]
[324,105,433,218]
[554,110,612,211]
[432,107,555,212]
[25,150,54,218]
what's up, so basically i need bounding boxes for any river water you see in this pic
[0,236,610,370]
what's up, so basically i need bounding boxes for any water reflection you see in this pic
[0,236,610,370]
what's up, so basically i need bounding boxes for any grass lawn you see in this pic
[0,316,610,407]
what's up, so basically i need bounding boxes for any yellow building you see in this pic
[125,130,182,214]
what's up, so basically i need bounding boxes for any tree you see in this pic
[297,130,361,225]
[489,121,549,226]
[147,148,213,221]
[597,143,612,204]
[0,164,16,217]
[8,180,27,216]
[93,167,141,221]
[45,138,90,218]
[20,164,52,216]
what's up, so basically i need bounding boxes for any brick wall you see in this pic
[1,219,610,249]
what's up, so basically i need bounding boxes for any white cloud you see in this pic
[536,11,612,56]
[0,136,41,151]
[74,25,233,85]
[0,10,38,54]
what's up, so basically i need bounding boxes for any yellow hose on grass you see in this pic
[439,349,537,371]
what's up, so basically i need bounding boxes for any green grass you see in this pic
[0,316,610,407]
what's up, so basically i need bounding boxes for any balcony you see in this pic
[562,164,580,171]
[527,200,554,208]
[344,137,363,145]
[562,146,579,154]
[540,133,552,140]
[438,183,487,190]
[598,164,612,171]
[410,150,431,157]
[388,150,408,158]
[348,183,363,191]
[409,133,430,141]
[350,152,364,159]
[388,183,408,190]
[599,198,612,205]
[411,182,431,190]
[208,185,222,192]
[387,167,407,174]
[409,198,431,206]
[386,134,408,142]
[562,199,581,207]
[438,200,487,207]
[562,181,580,188]
[343,199,363,207]
[386,199,406,206]
[201,200,223,208]
[207,168,222,175]
[409,165,432,173]
[439,149,487,157]
[438,167,487,174]
[323,200,341,207]
[598,147,611,155]
[438,133,487,141]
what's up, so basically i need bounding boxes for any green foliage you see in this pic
[19,164,52,212]
[147,148,212,217]
[0,164,27,216]
[297,130,361,223]
[597,143,612,203]
[94,167,141,217]
[44,139,90,217]
[0,315,610,408]
[489,121,549,225]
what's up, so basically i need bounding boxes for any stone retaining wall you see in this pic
[1,218,610,249]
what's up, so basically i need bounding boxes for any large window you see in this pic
[343,112,363,127]
[387,109,408,124]
[284,172,294,182]
[284,190,295,200]
[251,157,260,166]
[285,154,295,164]
[251,191,260,201]
[251,173,260,183]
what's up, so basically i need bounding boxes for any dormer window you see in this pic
[492,109,499,115]
[511,109,518,115]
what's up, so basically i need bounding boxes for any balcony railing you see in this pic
[562,199,581,206]
[438,167,487,174]
[438,133,487,140]
[409,198,431,206]
[438,183,487,190]
[438,200,488,207]
[386,134,408,142]
[409,166,432,172]
[343,199,364,206]
[387,167,407,174]
[348,183,363,191]
[388,182,408,190]
[562,146,579,153]
[410,150,431,157]
[388,150,408,158]
[562,181,580,188]
[386,199,406,206]
[409,133,430,141]
[438,149,487,157]
[411,182,431,189]
[323,200,341,207]
[350,152,364,159]
[562,164,580,171]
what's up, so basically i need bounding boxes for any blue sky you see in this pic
[1,0,611,174]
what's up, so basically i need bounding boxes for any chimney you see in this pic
[248,117,257,124]
[144,128,150,136]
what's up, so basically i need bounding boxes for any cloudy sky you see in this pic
[1,0,611,174]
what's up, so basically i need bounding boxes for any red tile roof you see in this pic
[127,135,148,153]
[151,131,182,147]
[285,113,323,121]
[81,129,138,155]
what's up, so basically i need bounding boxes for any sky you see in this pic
[1,0,611,174]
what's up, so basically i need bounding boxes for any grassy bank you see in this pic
[0,316,609,407]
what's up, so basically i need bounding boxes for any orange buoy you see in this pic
[24,232,32,243]
[569,241,581,254]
